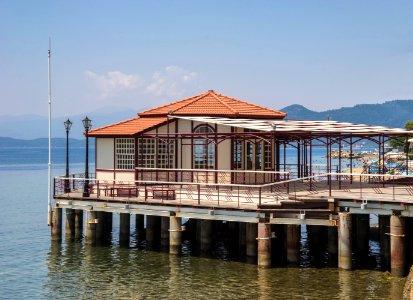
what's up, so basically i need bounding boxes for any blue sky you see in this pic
[1,1,413,117]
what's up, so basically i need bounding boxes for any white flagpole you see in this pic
[47,38,52,226]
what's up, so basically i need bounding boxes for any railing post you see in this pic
[97,180,100,199]
[258,187,262,206]
[393,175,395,201]
[336,165,339,180]
[359,175,362,199]
[162,184,164,204]
[237,186,240,208]
[309,173,313,191]
[286,173,290,194]
[217,185,220,207]
[197,184,201,205]
[294,180,296,199]
[112,180,115,198]
[329,175,332,197]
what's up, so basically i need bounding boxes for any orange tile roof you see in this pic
[88,117,168,136]
[139,90,286,119]
[88,90,286,137]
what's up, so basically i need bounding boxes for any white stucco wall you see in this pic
[217,124,231,170]
[115,171,135,182]
[96,138,114,169]
[179,119,193,169]
[96,170,114,181]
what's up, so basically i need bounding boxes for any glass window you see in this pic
[233,139,243,169]
[115,138,135,170]
[138,138,156,168]
[264,142,272,170]
[246,141,253,170]
[193,125,215,169]
[255,142,262,170]
[158,140,175,168]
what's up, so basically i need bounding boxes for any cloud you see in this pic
[84,66,199,103]
[146,65,198,98]
[84,70,145,98]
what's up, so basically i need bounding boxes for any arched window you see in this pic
[193,125,215,169]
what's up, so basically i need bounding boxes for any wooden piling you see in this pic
[390,215,405,277]
[135,214,145,240]
[104,212,113,236]
[379,215,390,268]
[85,211,97,245]
[246,223,258,257]
[338,212,352,270]
[161,216,170,248]
[239,222,246,254]
[51,206,62,241]
[169,216,182,255]
[355,214,370,254]
[96,211,105,241]
[146,215,160,245]
[74,209,83,240]
[200,219,212,252]
[258,223,271,267]
[328,226,338,255]
[119,213,130,246]
[64,208,75,239]
[286,224,300,264]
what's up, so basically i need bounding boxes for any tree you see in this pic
[388,121,413,151]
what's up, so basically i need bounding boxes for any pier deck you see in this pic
[54,172,413,222]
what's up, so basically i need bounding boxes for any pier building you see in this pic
[53,90,413,277]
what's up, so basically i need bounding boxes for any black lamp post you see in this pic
[82,116,92,197]
[64,118,72,193]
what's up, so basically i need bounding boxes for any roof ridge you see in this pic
[89,116,140,133]
[210,91,239,114]
[216,92,286,116]
[138,92,205,115]
[173,91,210,113]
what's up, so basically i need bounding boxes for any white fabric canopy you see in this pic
[170,116,413,135]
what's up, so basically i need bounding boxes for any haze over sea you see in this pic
[0,146,405,299]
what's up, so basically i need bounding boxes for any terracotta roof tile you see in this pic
[88,117,168,136]
[139,90,286,119]
[88,90,286,137]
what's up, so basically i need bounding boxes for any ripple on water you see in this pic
[38,241,405,300]
[0,165,407,300]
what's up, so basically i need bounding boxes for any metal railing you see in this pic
[135,167,289,185]
[54,171,413,208]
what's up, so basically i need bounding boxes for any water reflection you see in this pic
[44,238,405,299]
[338,270,352,300]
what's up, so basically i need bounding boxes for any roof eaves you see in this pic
[88,117,140,134]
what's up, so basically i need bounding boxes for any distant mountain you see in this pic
[1,100,413,139]
[0,107,137,139]
[280,100,413,128]
[0,137,93,148]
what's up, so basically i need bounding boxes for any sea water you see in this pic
[0,146,405,299]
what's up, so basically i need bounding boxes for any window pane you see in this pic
[255,142,262,169]
[246,142,253,170]
[193,125,215,169]
[115,138,135,170]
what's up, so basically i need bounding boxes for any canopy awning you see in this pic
[170,116,413,136]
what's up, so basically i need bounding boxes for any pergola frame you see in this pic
[129,116,413,184]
